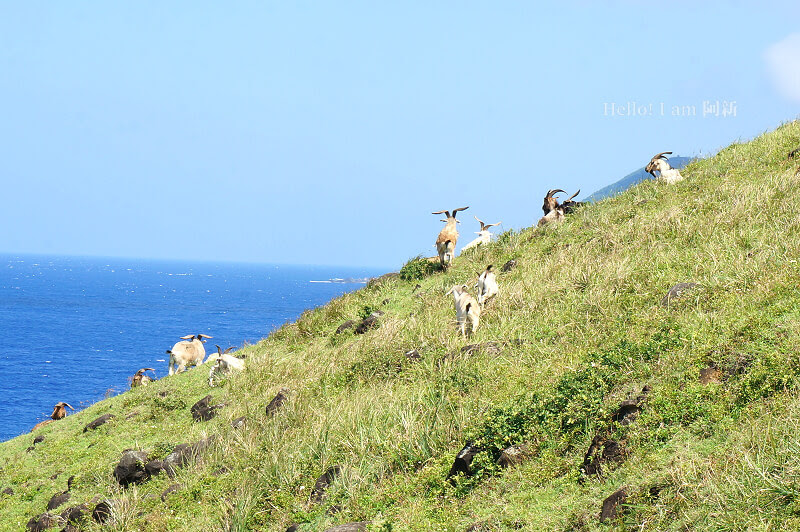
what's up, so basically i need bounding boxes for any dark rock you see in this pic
[26,446,35,453]
[581,436,626,477]
[26,513,58,531]
[231,416,247,429]
[600,486,627,522]
[326,504,342,515]
[158,390,169,397]
[49,473,59,480]
[33,435,44,445]
[501,260,517,272]
[144,459,166,477]
[610,385,650,425]
[113,450,150,487]
[163,436,216,476]
[381,298,390,305]
[497,443,533,468]
[161,483,181,501]
[191,395,222,422]
[310,465,341,504]
[447,442,481,481]
[324,523,370,532]
[700,365,722,384]
[412,284,421,293]
[335,320,355,334]
[661,282,700,306]
[404,349,421,361]
[355,312,382,334]
[60,504,89,526]
[213,466,230,476]
[47,491,70,511]
[2,487,12,495]
[286,525,300,532]
[83,413,115,432]
[125,411,139,419]
[92,500,112,523]
[266,389,290,416]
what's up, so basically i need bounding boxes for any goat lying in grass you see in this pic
[446,284,481,338]
[461,217,501,252]
[645,151,684,183]
[208,345,245,387]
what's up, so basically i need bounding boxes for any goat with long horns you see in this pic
[432,206,469,267]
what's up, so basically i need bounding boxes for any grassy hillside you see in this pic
[3,121,800,531]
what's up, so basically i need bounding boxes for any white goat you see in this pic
[475,265,498,307]
[537,206,564,227]
[208,345,245,387]
[167,334,212,376]
[461,216,501,252]
[432,207,469,267]
[645,151,683,184]
[445,284,481,338]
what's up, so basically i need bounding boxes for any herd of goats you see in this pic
[31,151,686,432]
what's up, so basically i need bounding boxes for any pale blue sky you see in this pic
[1,2,798,268]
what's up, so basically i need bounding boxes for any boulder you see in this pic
[310,465,341,504]
[497,443,534,468]
[60,504,89,527]
[92,500,113,523]
[404,349,421,361]
[191,395,222,422]
[266,389,290,416]
[113,450,150,487]
[700,365,722,384]
[661,282,699,306]
[25,513,58,531]
[84,414,115,432]
[447,442,481,481]
[163,436,216,476]
[355,311,383,335]
[231,416,247,430]
[161,483,181,501]
[335,320,355,334]
[600,486,627,522]
[501,260,517,272]
[33,435,44,445]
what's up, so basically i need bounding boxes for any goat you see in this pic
[167,334,212,376]
[445,284,481,338]
[645,151,683,183]
[208,345,245,387]
[542,189,582,215]
[461,216,501,252]
[130,368,155,388]
[537,205,564,227]
[475,265,498,307]
[432,207,469,267]
[51,402,74,420]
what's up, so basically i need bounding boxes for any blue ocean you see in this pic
[0,255,384,442]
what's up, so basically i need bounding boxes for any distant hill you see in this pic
[585,155,695,201]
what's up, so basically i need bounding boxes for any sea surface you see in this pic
[0,255,384,442]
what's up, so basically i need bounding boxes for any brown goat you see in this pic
[432,207,469,267]
[131,368,156,388]
[51,402,74,420]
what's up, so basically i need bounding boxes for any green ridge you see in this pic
[3,121,800,531]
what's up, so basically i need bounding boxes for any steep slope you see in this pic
[2,121,800,531]
[585,155,694,202]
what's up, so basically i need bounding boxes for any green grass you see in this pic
[3,120,800,531]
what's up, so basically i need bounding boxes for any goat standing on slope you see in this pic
[475,265,499,307]
[167,334,212,376]
[432,207,469,267]
[645,152,684,183]
[131,368,155,388]
[445,284,481,338]
[461,217,501,252]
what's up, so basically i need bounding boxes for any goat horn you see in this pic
[216,345,223,354]
[651,151,672,161]
[431,210,449,216]
[180,335,194,340]
[484,221,501,229]
[141,368,154,372]
[224,347,235,354]
[198,334,213,339]
[62,403,75,410]
[452,207,469,217]
[567,190,581,201]
[546,189,566,198]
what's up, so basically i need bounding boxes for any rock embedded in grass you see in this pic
[84,413,115,432]
[660,282,700,306]
[25,512,59,531]
[191,395,223,422]
[310,465,341,504]
[600,486,627,522]
[231,416,247,429]
[91,500,112,523]
[161,483,181,501]
[335,320,355,334]
[355,311,383,334]
[113,450,150,487]
[447,442,481,481]
[266,388,290,416]
[497,443,534,468]
[501,259,517,272]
